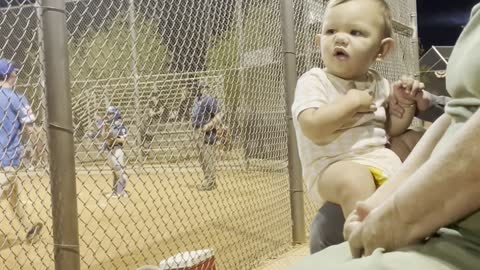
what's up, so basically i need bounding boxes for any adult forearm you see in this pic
[416,93,449,122]
[393,112,480,242]
[416,105,445,123]
[365,114,451,207]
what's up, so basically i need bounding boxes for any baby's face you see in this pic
[320,0,387,80]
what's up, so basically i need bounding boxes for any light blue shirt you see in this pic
[0,87,35,167]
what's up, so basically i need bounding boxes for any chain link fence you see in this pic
[0,0,418,269]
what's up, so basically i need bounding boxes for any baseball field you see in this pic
[0,157,296,270]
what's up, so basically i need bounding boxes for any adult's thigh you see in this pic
[293,241,469,270]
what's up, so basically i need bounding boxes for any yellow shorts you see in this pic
[368,166,388,187]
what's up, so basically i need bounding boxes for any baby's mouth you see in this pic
[333,48,349,60]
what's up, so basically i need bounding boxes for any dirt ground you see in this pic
[0,160,295,270]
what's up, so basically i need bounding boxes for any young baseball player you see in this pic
[191,82,222,191]
[0,58,43,242]
[103,106,128,198]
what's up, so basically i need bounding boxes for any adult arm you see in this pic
[349,110,480,256]
[343,113,452,240]
[365,113,452,207]
[394,109,480,243]
[415,93,450,122]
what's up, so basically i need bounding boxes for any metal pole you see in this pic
[280,0,306,244]
[128,0,142,155]
[411,1,421,76]
[41,1,81,269]
[35,1,47,130]
[235,0,248,167]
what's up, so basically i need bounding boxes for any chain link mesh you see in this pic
[0,0,418,269]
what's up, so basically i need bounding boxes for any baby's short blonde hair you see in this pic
[326,0,393,38]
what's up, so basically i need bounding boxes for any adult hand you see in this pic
[343,202,371,241]
[348,200,416,258]
[414,90,433,112]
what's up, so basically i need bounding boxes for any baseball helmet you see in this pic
[106,106,122,121]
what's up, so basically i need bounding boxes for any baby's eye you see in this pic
[325,29,336,35]
[350,30,363,36]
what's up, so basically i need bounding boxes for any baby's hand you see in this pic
[346,89,376,113]
[392,76,418,105]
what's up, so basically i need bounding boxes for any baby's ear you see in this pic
[376,37,395,61]
[314,34,321,48]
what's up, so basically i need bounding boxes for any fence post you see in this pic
[280,0,306,244]
[128,0,142,156]
[410,0,420,77]
[35,0,47,131]
[41,1,81,269]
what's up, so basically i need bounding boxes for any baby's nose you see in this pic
[334,33,348,45]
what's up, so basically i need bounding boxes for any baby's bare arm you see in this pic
[298,95,363,145]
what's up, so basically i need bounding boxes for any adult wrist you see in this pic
[421,90,433,105]
[391,193,426,244]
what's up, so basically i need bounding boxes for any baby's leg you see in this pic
[317,161,375,217]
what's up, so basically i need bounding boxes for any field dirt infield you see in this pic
[0,161,293,269]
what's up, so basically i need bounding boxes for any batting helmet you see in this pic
[106,106,122,122]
